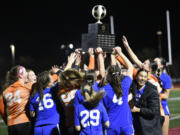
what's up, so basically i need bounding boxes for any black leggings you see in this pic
[8,122,32,135]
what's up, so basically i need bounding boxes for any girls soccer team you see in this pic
[0,38,172,135]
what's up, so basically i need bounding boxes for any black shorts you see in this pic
[8,122,32,135]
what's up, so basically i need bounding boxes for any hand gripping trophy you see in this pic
[92,5,107,24]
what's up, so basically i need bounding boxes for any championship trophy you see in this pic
[81,5,116,53]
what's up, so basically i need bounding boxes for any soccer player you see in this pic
[74,74,109,135]
[29,71,61,135]
[0,65,32,135]
[154,57,172,135]
[102,47,134,135]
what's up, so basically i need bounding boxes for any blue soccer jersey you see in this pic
[136,85,146,102]
[160,72,171,115]
[29,83,60,126]
[102,76,133,128]
[74,103,109,135]
[73,81,100,107]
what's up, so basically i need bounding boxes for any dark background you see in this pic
[0,1,179,85]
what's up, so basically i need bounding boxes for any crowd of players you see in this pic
[0,36,172,135]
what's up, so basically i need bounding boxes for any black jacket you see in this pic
[131,81,162,135]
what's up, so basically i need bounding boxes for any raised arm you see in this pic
[88,48,95,70]
[95,47,105,79]
[115,47,133,79]
[64,52,77,71]
[122,35,143,68]
[74,48,82,70]
[111,48,117,66]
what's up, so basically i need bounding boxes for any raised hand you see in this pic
[75,48,82,54]
[68,52,77,63]
[111,47,116,55]
[114,46,122,54]
[95,47,103,54]
[51,65,60,73]
[122,35,130,48]
[64,52,77,71]
[75,53,81,65]
[88,48,94,56]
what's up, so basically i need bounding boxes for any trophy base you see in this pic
[81,33,115,53]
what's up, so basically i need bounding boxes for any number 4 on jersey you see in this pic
[112,94,123,105]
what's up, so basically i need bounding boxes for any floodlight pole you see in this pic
[110,16,115,34]
[166,10,172,65]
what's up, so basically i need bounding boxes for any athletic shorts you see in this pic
[34,124,61,135]
[107,124,134,135]
[8,122,32,135]
[162,104,170,116]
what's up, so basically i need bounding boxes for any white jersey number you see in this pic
[5,90,21,106]
[80,110,100,127]
[112,94,123,105]
[36,93,54,111]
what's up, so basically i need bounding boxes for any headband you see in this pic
[18,66,24,77]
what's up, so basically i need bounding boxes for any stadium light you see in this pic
[10,44,15,66]
[68,43,74,49]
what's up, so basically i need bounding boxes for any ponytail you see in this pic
[107,65,123,99]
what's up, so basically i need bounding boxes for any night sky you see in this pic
[0,1,179,79]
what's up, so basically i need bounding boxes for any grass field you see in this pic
[0,90,180,134]
[168,90,180,128]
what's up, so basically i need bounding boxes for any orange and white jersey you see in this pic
[60,89,77,106]
[148,79,162,94]
[2,81,31,126]
[59,89,77,127]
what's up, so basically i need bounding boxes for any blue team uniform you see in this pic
[136,85,146,102]
[102,76,134,135]
[156,72,171,115]
[73,81,100,107]
[29,83,61,135]
[74,102,109,135]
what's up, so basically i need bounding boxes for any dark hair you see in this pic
[149,61,158,74]
[84,70,96,85]
[159,57,166,69]
[81,85,104,109]
[59,69,84,90]
[3,65,23,89]
[136,68,148,76]
[32,71,51,100]
[158,57,171,75]
[107,65,122,98]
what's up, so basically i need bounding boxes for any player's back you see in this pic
[102,76,133,127]
[29,85,60,126]
[3,81,31,126]
[75,103,108,135]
